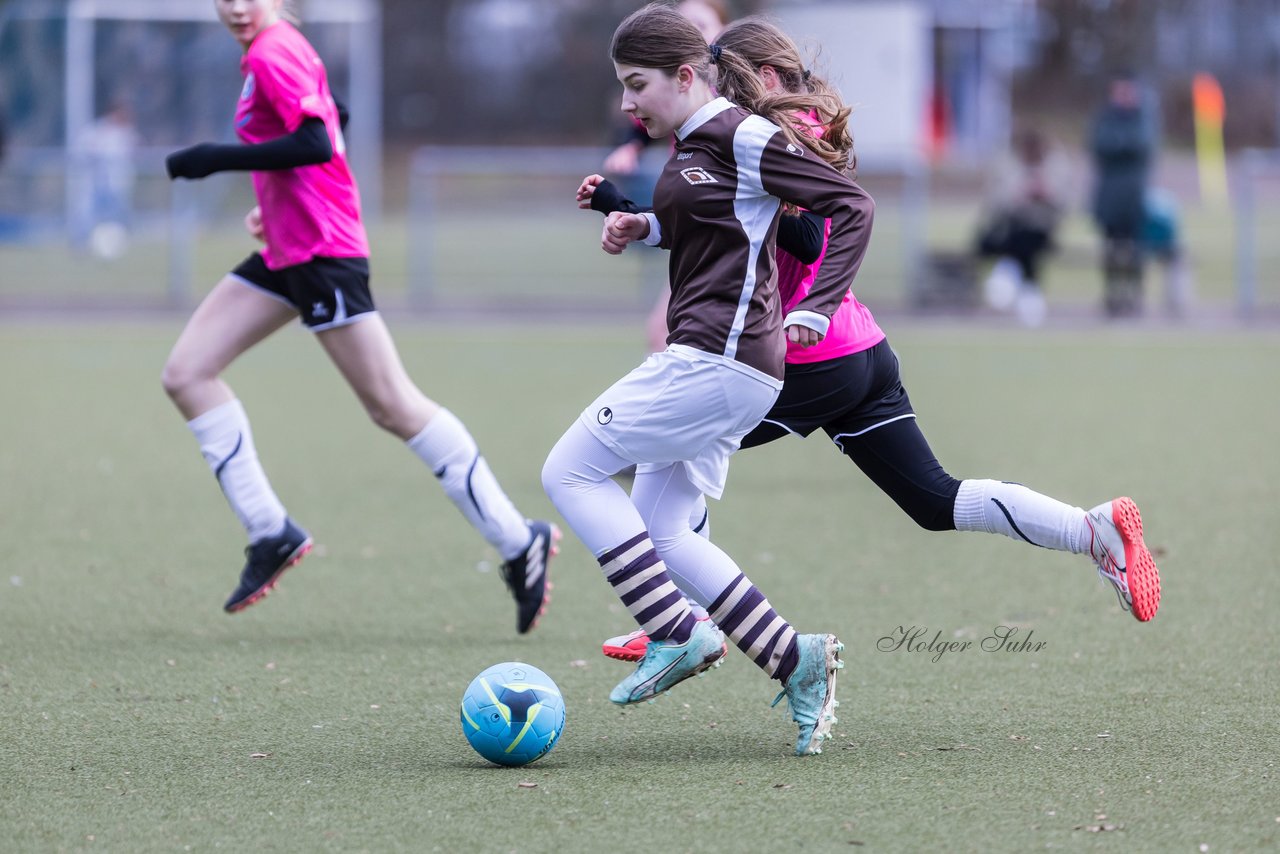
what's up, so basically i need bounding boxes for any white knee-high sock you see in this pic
[953,479,1087,553]
[187,399,287,543]
[407,408,530,560]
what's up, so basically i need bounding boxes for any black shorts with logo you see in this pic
[231,253,375,330]
[741,337,915,451]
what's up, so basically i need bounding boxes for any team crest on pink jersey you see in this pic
[240,73,255,100]
[680,167,717,185]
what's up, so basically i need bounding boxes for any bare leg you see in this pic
[161,277,301,571]
[314,313,438,439]
[161,276,297,418]
[317,314,533,560]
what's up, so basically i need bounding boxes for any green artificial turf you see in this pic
[1,321,1277,852]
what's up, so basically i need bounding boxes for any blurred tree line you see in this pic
[379,0,1280,150]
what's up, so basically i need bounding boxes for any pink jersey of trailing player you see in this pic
[236,21,368,270]
[776,111,883,363]
[775,222,883,363]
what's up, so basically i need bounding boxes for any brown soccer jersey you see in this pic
[644,98,874,380]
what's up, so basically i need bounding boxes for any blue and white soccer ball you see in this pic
[460,661,565,767]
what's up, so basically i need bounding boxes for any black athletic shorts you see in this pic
[231,253,376,330]
[742,337,916,451]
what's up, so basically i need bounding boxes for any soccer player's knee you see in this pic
[647,523,690,556]
[160,358,195,399]
[540,449,569,501]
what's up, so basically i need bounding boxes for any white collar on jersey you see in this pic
[676,97,734,140]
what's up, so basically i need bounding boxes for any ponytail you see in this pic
[711,17,856,176]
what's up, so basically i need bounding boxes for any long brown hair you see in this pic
[610,3,716,86]
[712,16,855,175]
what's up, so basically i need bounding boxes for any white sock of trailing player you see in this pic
[406,408,530,560]
[953,478,1087,553]
[187,399,287,543]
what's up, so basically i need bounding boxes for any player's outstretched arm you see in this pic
[166,118,332,180]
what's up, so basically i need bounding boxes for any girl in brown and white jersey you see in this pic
[542,3,874,756]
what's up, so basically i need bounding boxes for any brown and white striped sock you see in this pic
[599,532,697,644]
[709,573,799,683]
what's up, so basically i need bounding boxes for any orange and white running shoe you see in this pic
[602,628,650,662]
[1085,497,1161,621]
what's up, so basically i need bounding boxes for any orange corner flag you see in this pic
[1193,73,1225,125]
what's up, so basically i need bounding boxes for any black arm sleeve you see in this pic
[333,96,350,130]
[776,210,826,265]
[166,118,332,180]
[589,178,644,216]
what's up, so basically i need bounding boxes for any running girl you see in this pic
[162,0,556,631]
[542,3,875,756]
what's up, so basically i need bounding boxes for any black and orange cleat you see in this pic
[500,521,561,634]
[224,518,313,613]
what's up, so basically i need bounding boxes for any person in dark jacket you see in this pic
[1089,72,1159,316]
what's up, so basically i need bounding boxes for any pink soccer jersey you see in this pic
[775,221,884,364]
[776,112,884,364]
[236,21,368,269]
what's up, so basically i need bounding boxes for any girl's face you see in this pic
[615,63,695,139]
[215,0,283,49]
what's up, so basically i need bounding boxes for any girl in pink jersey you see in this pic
[162,0,556,630]
[586,17,1159,664]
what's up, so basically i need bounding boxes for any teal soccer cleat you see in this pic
[609,618,726,705]
[775,633,844,755]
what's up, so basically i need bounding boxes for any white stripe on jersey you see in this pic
[727,115,782,359]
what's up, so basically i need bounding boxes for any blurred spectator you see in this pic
[1089,72,1159,317]
[1141,186,1194,317]
[78,101,139,259]
[975,127,1072,327]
